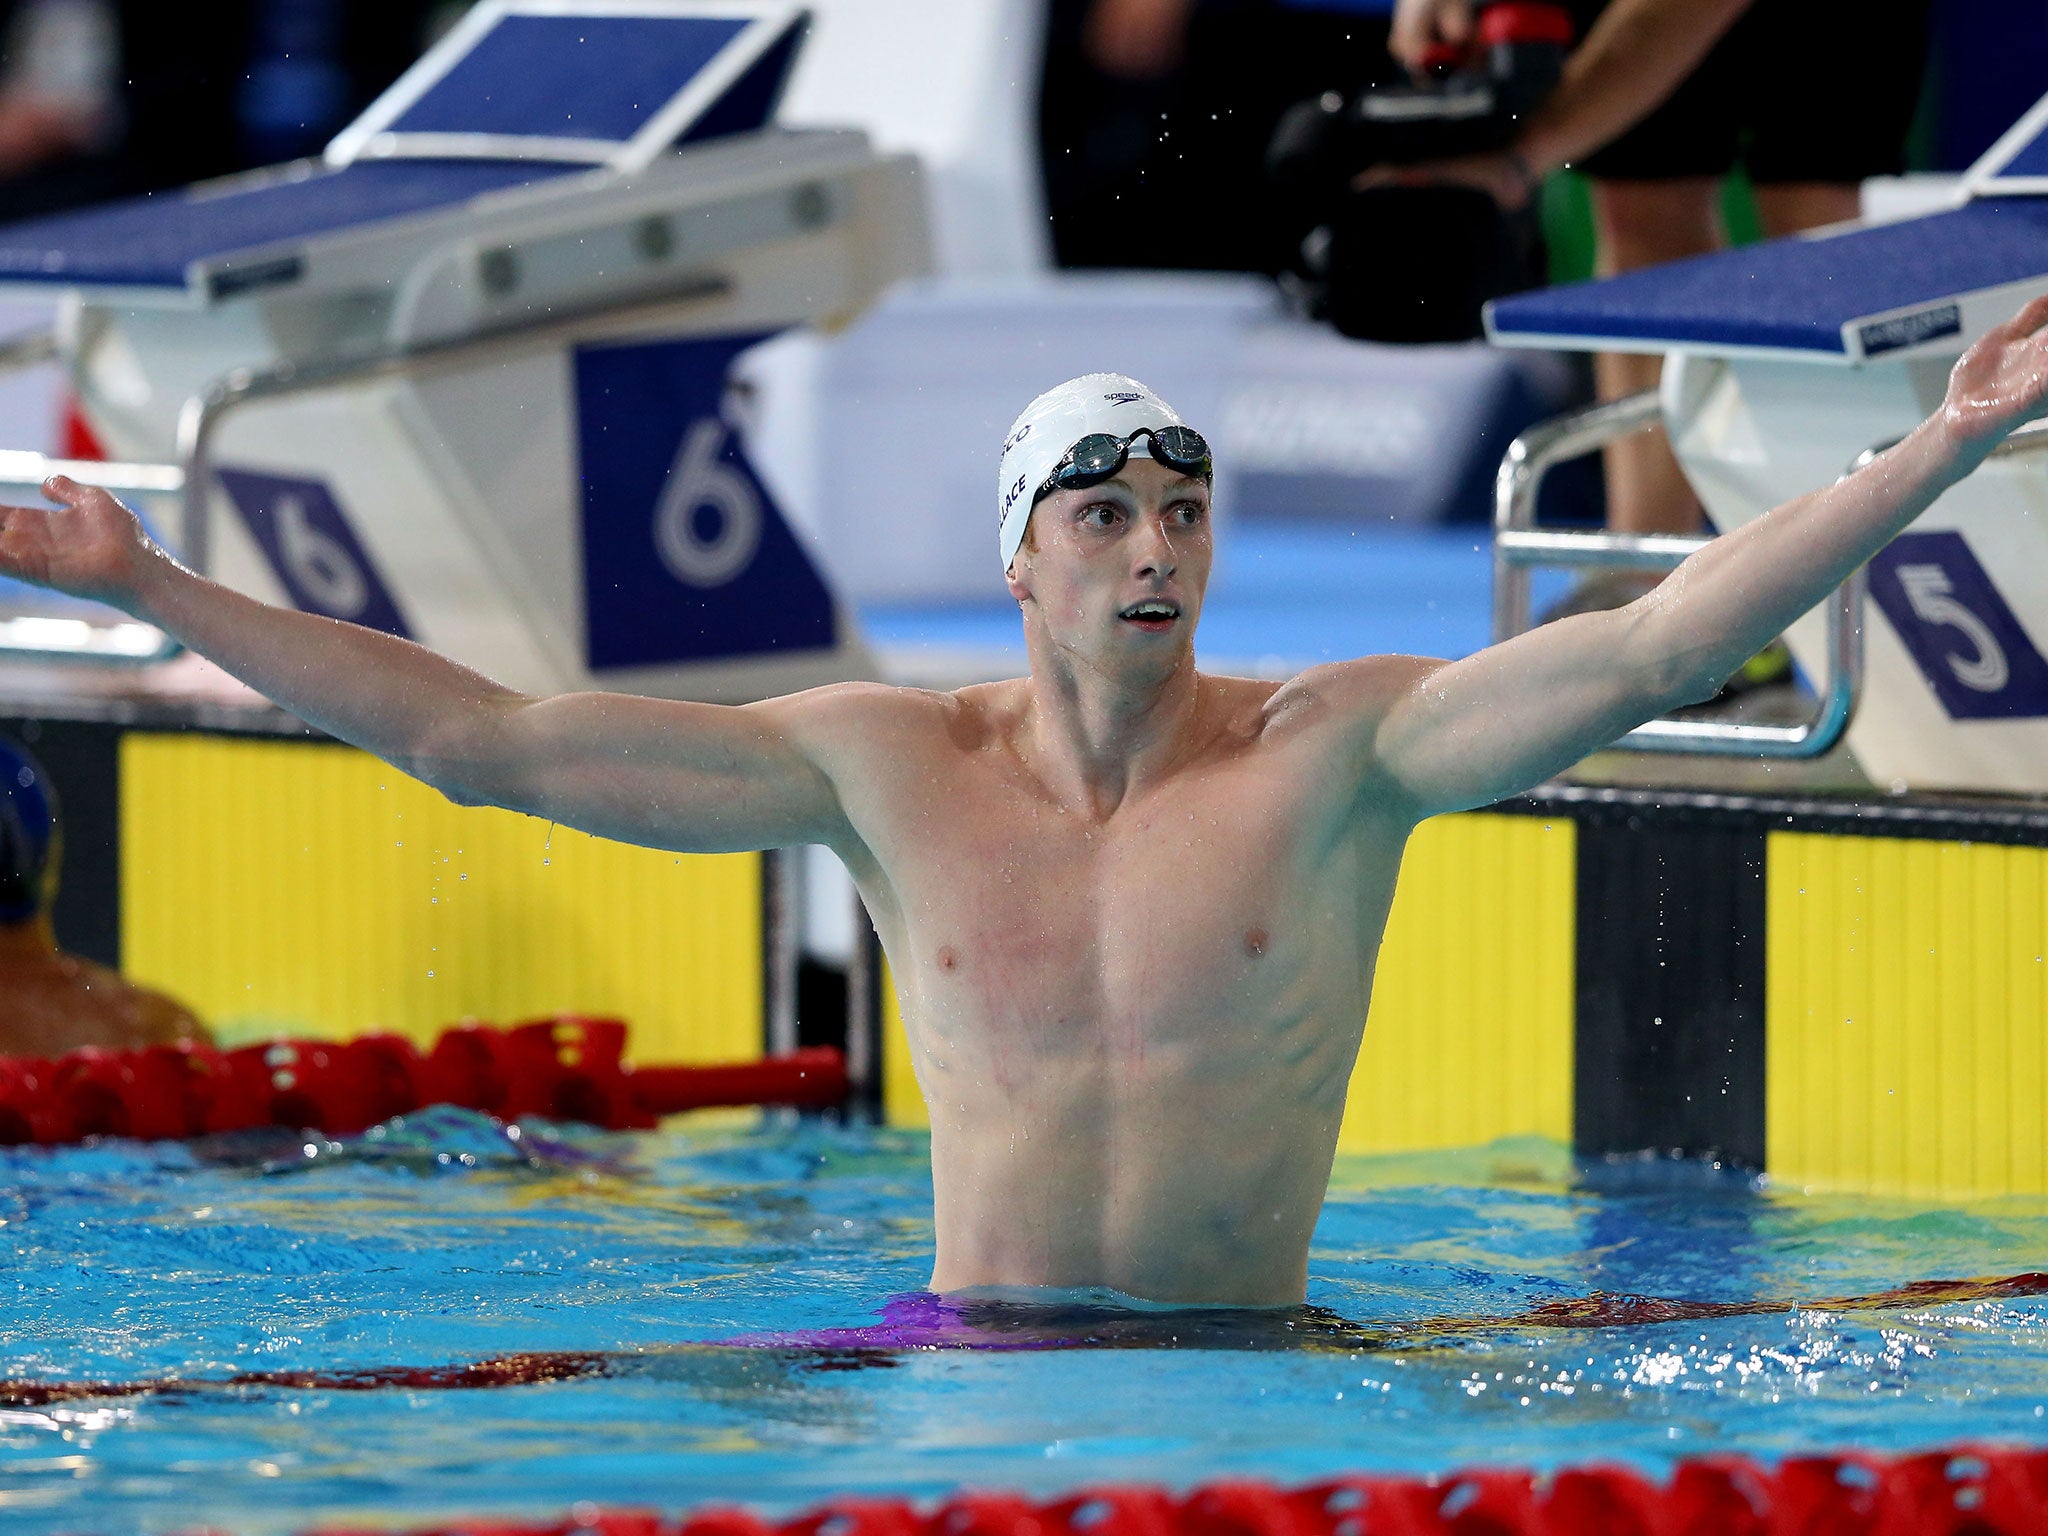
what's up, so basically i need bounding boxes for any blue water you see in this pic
[4,1114,2048,1534]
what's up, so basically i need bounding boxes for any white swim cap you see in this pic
[997,373,1192,570]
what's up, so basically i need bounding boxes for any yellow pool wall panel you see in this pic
[1338,812,1574,1154]
[119,733,763,1063]
[1766,830,2048,1200]
[881,955,923,1130]
[881,811,1576,1154]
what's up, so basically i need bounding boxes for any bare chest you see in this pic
[859,759,1372,1062]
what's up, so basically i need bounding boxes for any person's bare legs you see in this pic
[1752,181,1860,239]
[1589,176,1721,535]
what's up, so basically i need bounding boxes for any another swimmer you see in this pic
[0,735,207,1057]
[3,300,2047,1304]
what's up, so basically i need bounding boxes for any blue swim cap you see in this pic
[0,735,56,924]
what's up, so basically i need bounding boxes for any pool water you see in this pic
[5,1113,2048,1534]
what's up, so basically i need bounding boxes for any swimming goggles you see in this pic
[1033,425,1213,505]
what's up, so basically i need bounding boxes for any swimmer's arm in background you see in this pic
[0,480,870,853]
[1359,294,2048,820]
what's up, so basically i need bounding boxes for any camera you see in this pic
[1268,1,1572,344]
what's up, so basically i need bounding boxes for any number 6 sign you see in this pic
[215,468,413,639]
[654,418,763,589]
[574,331,835,670]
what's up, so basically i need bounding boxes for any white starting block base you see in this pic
[0,4,937,704]
[1486,92,2048,797]
[1671,352,2048,794]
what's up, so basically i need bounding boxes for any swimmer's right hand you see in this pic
[1388,0,1474,73]
[0,475,162,608]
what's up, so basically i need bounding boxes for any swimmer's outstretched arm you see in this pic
[1362,294,2048,820]
[0,486,872,853]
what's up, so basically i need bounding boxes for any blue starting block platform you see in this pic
[0,161,580,297]
[1969,89,2048,195]
[1481,90,2048,794]
[0,0,810,304]
[0,0,931,705]
[1487,198,2048,363]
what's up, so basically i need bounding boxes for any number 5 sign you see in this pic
[1868,531,2048,719]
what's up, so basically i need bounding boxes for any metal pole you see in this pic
[843,893,883,1115]
[761,847,801,1059]
[1492,390,1662,644]
[1488,389,1885,759]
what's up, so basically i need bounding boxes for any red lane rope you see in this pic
[0,1018,846,1146]
[279,1443,2048,1535]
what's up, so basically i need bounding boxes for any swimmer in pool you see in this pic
[3,300,2047,1305]
[0,735,207,1057]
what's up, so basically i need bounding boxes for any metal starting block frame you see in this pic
[0,0,930,704]
[1494,395,2048,760]
[1484,89,2048,790]
[1490,390,1864,759]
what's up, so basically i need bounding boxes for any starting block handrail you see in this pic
[1492,389,1866,759]
[0,271,731,666]
[173,271,733,580]
[0,328,189,665]
[1493,402,2048,761]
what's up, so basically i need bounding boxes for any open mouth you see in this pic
[1118,599,1182,630]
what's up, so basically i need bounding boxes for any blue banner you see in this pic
[573,332,836,671]
[215,467,413,639]
[1868,530,2048,719]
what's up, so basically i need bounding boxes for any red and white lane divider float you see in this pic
[285,1444,2048,1535]
[0,1018,847,1144]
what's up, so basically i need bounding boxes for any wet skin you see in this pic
[0,916,206,1057]
[6,300,2048,1305]
[825,465,1407,1302]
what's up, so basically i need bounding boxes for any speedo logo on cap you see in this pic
[1103,392,1143,406]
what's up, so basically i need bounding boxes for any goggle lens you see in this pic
[1151,425,1212,477]
[1039,426,1213,501]
[1065,434,1128,481]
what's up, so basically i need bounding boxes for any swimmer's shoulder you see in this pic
[760,678,1022,766]
[1248,655,1447,744]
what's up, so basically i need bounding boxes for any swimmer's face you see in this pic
[1006,456,1211,672]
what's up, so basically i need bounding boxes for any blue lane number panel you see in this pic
[215,469,415,639]
[573,331,836,672]
[1868,530,2048,719]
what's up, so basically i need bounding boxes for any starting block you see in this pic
[0,0,930,701]
[1485,93,2048,794]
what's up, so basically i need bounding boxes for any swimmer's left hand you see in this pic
[1352,151,1535,211]
[1941,291,2048,456]
[0,476,161,608]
